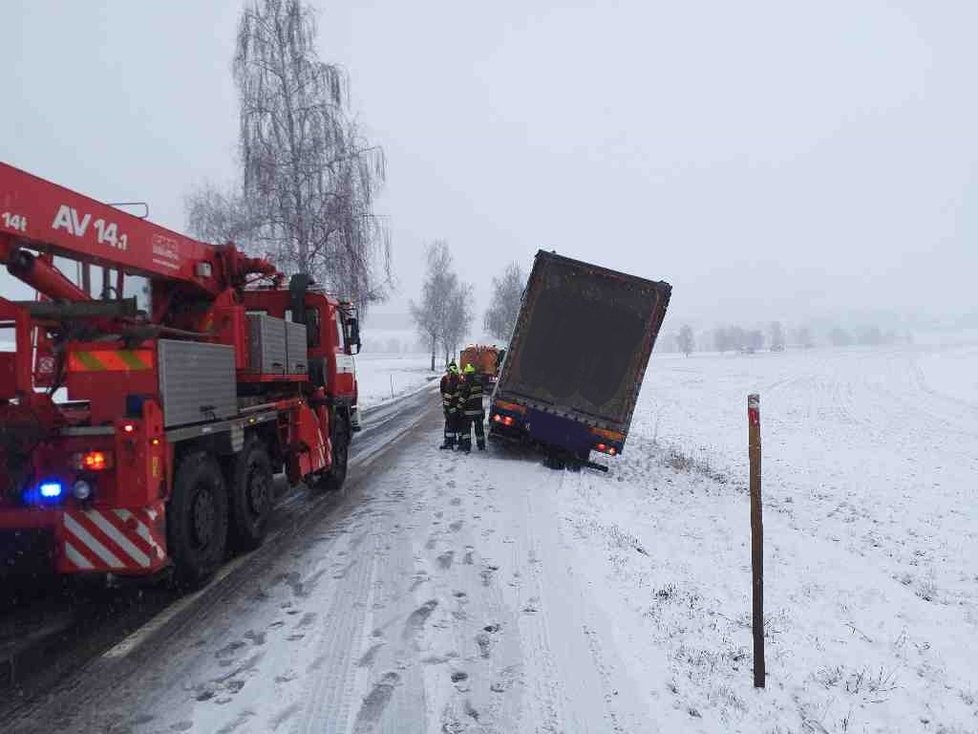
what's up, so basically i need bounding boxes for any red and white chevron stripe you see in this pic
[58,502,167,574]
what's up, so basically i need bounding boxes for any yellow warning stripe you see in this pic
[68,350,153,372]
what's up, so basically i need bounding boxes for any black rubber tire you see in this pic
[318,419,349,492]
[543,451,566,470]
[228,438,274,552]
[167,451,228,589]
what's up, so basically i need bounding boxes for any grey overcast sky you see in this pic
[1,1,976,329]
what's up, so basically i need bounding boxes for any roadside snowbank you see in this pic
[355,352,437,408]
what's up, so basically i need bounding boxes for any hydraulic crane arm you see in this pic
[0,162,279,300]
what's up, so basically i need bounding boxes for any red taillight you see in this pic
[502,416,514,426]
[72,450,113,471]
[594,443,618,456]
[493,414,502,423]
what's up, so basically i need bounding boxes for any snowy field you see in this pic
[565,342,978,732]
[352,352,436,408]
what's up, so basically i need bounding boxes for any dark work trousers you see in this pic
[442,409,458,448]
[458,413,485,452]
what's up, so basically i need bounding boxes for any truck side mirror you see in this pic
[346,317,361,355]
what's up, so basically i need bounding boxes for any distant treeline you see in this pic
[658,322,912,355]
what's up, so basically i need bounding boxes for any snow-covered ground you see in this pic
[5,342,977,734]
[355,352,438,408]
[587,342,978,732]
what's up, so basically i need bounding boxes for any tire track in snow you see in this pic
[294,522,382,734]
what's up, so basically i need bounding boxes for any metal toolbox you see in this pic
[158,340,236,427]
[285,321,308,374]
[247,313,287,374]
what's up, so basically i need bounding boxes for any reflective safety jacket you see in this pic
[440,373,460,413]
[457,376,485,417]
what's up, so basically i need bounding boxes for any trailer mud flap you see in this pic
[56,502,167,574]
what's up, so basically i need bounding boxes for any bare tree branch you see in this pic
[484,261,525,342]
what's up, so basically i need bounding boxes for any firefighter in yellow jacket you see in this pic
[456,363,486,453]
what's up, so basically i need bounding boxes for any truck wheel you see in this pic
[543,450,566,470]
[168,451,228,588]
[317,421,349,492]
[228,439,273,552]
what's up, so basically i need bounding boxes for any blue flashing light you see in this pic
[39,481,64,499]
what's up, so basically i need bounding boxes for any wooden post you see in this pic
[748,393,765,688]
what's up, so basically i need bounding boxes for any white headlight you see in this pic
[72,479,93,501]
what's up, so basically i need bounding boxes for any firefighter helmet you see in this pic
[463,363,476,375]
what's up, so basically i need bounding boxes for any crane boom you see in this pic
[0,162,278,298]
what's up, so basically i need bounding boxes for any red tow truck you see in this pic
[0,162,361,586]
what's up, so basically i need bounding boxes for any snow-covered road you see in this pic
[4,342,975,733]
[7,409,667,733]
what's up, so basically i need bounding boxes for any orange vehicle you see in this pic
[459,345,501,388]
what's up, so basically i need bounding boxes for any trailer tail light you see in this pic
[71,451,114,471]
[591,427,622,455]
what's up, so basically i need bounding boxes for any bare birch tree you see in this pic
[231,0,389,307]
[442,282,474,365]
[410,242,456,371]
[483,262,525,342]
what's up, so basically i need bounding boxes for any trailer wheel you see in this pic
[228,439,273,552]
[315,420,349,492]
[168,451,228,588]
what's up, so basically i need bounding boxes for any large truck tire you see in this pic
[228,438,273,552]
[168,451,228,588]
